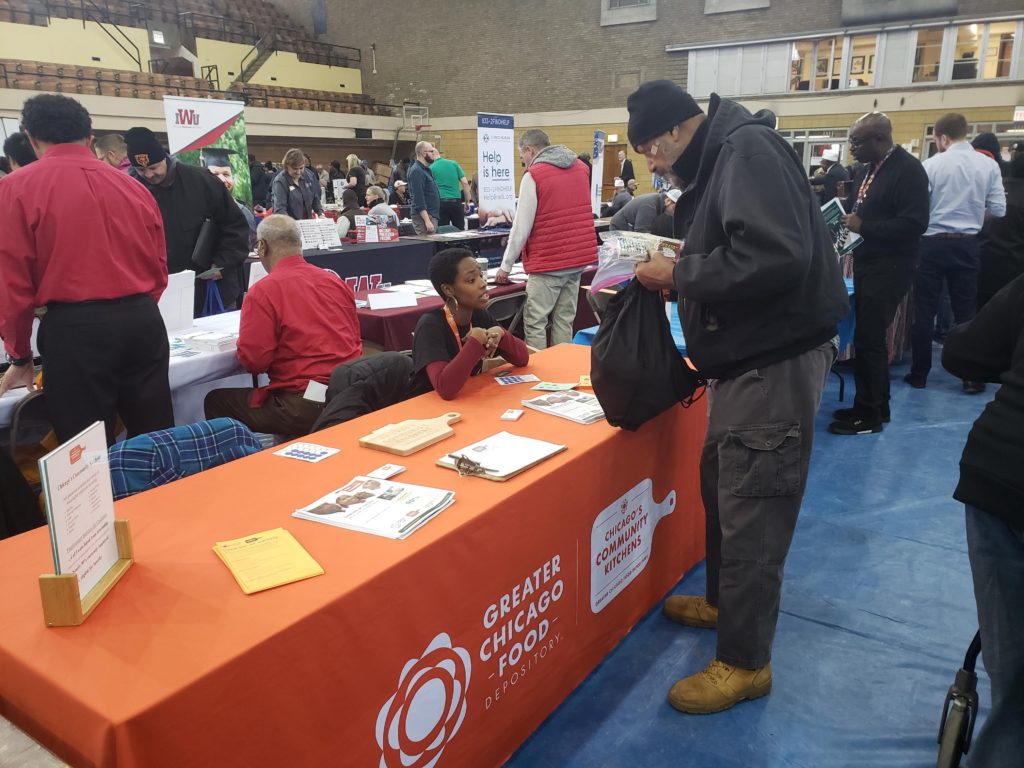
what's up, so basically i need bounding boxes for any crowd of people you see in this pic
[1,82,1022,764]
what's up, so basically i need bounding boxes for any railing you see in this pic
[238,32,272,82]
[179,10,257,46]
[232,84,399,116]
[76,0,142,70]
[240,32,361,74]
[201,63,219,90]
[287,37,361,68]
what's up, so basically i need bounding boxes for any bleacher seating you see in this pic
[0,58,396,116]
[0,0,381,113]
[0,0,360,68]
[2,59,229,100]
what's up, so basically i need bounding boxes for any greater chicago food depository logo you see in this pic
[376,633,472,768]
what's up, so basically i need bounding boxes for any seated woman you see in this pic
[335,189,362,238]
[366,185,399,225]
[410,248,530,400]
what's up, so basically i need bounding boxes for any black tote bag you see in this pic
[591,279,703,431]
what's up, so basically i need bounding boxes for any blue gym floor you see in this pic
[506,348,991,768]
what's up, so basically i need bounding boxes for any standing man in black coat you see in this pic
[828,112,930,435]
[248,153,271,207]
[631,80,848,715]
[809,148,850,206]
[941,274,1024,768]
[126,127,250,316]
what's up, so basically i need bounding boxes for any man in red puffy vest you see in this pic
[496,129,597,349]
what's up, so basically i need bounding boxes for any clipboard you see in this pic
[435,432,567,482]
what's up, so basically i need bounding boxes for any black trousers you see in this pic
[40,295,173,444]
[852,256,914,420]
[910,235,980,376]
[438,199,465,230]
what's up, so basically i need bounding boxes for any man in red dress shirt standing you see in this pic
[0,94,171,444]
[204,215,363,437]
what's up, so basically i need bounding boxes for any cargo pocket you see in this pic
[723,422,802,497]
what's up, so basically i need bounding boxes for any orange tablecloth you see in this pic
[0,345,706,768]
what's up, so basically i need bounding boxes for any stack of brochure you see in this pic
[292,476,455,539]
[521,390,605,425]
[177,330,238,353]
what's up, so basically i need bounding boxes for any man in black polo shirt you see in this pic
[828,112,930,435]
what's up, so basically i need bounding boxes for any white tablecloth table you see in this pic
[0,312,247,430]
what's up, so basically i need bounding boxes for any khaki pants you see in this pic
[204,388,323,439]
[523,268,583,349]
[411,214,439,235]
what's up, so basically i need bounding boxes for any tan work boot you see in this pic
[668,659,772,714]
[663,595,718,628]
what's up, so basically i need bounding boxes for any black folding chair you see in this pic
[486,293,527,339]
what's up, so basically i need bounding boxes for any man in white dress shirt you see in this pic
[907,112,1005,393]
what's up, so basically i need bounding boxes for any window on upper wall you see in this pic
[788,37,843,91]
[912,27,943,83]
[601,0,656,25]
[983,21,1016,79]
[814,37,844,90]
[952,24,981,80]
[847,33,877,87]
[789,41,814,91]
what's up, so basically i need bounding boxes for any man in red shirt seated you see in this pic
[204,215,362,437]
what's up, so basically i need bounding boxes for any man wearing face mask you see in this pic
[126,127,250,316]
[630,80,848,715]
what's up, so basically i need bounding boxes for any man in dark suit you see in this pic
[618,149,635,185]
[809,148,850,205]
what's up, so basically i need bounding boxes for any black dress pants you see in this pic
[910,235,980,377]
[438,199,465,230]
[40,295,173,444]
[851,256,914,420]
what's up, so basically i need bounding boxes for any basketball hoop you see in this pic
[414,123,431,134]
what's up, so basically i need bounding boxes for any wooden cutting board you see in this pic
[358,412,462,456]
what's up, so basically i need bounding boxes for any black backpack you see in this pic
[591,280,703,431]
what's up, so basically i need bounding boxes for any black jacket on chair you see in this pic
[312,353,414,432]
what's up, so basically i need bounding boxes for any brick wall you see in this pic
[275,0,1019,117]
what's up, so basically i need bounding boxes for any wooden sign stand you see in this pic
[38,519,134,627]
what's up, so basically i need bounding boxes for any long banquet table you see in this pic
[0,344,706,768]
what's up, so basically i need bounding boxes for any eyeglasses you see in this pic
[849,134,878,148]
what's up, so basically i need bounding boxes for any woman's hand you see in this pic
[466,327,489,346]
[484,326,504,356]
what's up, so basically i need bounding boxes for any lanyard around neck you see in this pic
[854,147,895,214]
[444,304,467,351]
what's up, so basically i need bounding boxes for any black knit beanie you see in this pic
[627,80,703,149]
[124,126,168,168]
